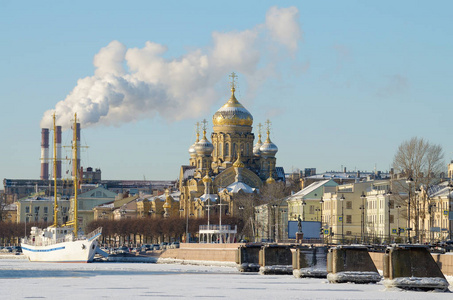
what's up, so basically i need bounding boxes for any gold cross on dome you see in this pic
[202,119,208,132]
[265,119,272,132]
[229,72,238,90]
[257,123,263,136]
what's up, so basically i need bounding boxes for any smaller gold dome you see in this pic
[233,151,245,168]
[266,176,276,184]
[202,173,212,183]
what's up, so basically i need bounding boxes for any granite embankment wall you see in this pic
[157,244,453,276]
[369,251,453,276]
[156,243,241,262]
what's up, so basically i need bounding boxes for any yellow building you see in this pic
[287,180,337,223]
[418,181,452,242]
[16,196,70,225]
[322,181,375,244]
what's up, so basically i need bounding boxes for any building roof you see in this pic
[306,171,389,180]
[199,193,218,203]
[79,186,117,199]
[428,181,453,198]
[226,181,256,194]
[182,166,196,181]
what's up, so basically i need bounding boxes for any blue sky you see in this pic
[1,1,452,188]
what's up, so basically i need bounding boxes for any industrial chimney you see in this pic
[40,128,49,180]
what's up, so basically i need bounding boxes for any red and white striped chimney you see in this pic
[40,128,49,180]
[56,125,62,180]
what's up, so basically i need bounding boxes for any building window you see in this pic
[309,205,314,214]
[346,231,352,235]
[389,200,394,209]
[346,201,352,209]
[346,215,352,224]
[390,214,394,223]
[25,206,30,213]
[225,143,229,156]
[44,207,48,214]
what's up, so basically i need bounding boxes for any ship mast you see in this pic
[53,113,58,228]
[73,113,79,237]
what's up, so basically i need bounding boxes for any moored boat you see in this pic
[21,113,102,262]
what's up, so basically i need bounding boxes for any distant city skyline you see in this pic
[1,1,453,188]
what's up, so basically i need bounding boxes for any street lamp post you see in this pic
[359,205,364,244]
[271,204,277,242]
[319,198,324,243]
[24,213,32,238]
[395,205,401,238]
[238,205,244,239]
[448,181,453,240]
[340,194,345,244]
[281,209,287,241]
[387,190,393,244]
[360,192,366,243]
[319,197,324,226]
[415,187,421,242]
[428,202,436,243]
[406,177,414,243]
[179,208,187,242]
[302,201,306,221]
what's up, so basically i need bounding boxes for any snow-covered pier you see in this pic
[383,245,450,291]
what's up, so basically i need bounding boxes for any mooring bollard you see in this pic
[292,246,328,278]
[327,245,381,284]
[383,245,449,291]
[236,244,261,272]
[259,244,293,275]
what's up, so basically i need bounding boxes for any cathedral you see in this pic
[178,73,285,220]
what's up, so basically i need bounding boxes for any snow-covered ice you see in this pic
[0,258,452,299]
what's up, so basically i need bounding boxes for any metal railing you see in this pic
[199,224,234,231]
[86,227,102,241]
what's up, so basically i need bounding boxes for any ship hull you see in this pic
[21,239,99,263]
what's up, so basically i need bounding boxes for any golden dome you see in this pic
[232,152,245,168]
[213,88,253,127]
[266,176,276,184]
[202,173,212,183]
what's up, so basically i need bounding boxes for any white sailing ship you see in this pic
[21,113,102,263]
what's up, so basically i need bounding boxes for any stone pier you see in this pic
[383,245,449,291]
[292,246,328,278]
[259,244,293,275]
[327,245,381,284]
[236,244,261,272]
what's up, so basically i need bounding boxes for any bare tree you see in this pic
[392,137,444,241]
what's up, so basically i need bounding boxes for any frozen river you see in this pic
[0,257,452,299]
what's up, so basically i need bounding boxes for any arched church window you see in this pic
[246,144,249,156]
[219,143,222,156]
[233,143,237,158]
[225,143,229,157]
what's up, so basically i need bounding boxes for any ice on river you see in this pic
[0,258,452,299]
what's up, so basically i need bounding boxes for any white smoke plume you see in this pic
[40,6,302,129]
